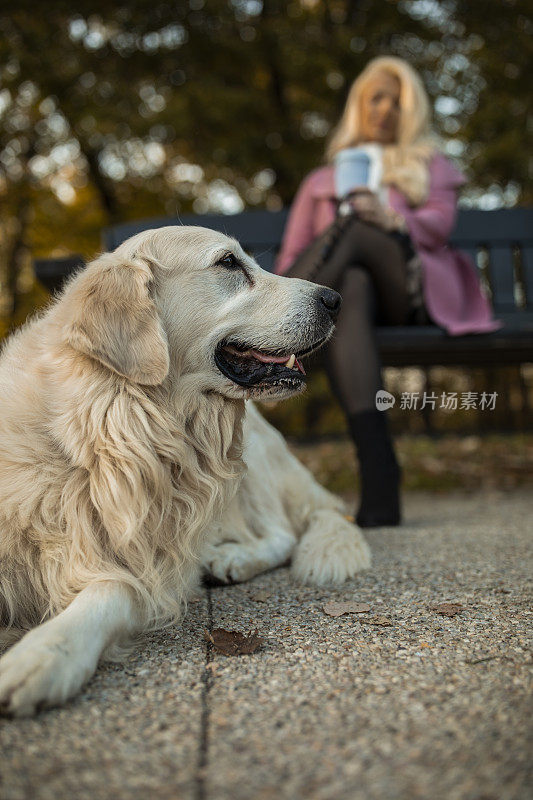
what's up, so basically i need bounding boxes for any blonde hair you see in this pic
[326,56,437,206]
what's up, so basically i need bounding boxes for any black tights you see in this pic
[309,218,420,415]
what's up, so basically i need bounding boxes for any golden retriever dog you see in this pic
[0,226,370,716]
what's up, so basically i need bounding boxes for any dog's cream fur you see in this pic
[203,401,370,586]
[0,226,370,716]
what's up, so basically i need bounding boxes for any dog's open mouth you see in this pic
[214,338,326,389]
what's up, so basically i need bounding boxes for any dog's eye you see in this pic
[215,252,254,287]
[217,253,241,270]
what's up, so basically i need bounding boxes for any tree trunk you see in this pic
[79,141,120,223]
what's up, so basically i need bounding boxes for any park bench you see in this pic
[34,207,533,367]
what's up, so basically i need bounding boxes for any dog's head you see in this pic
[62,225,340,401]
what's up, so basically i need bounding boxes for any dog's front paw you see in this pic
[291,510,371,586]
[202,542,269,584]
[0,624,96,717]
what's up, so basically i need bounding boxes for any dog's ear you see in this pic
[65,253,170,385]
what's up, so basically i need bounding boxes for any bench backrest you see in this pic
[103,207,533,315]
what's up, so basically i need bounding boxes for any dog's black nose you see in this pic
[318,288,342,321]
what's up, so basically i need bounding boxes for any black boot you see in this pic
[347,410,401,528]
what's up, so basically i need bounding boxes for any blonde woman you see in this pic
[276,56,501,528]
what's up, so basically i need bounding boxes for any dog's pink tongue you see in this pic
[247,349,291,364]
[248,349,307,375]
[225,345,306,375]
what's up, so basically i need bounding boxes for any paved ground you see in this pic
[1,490,531,800]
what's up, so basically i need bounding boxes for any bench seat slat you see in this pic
[488,246,518,312]
[521,245,533,309]
[449,207,533,242]
[33,207,533,368]
[103,211,290,253]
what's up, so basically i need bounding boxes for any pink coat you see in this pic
[275,153,503,336]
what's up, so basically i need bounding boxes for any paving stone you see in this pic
[205,490,532,800]
[0,491,531,800]
[0,598,208,800]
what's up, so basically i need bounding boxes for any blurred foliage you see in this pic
[260,363,533,437]
[289,431,533,495]
[0,0,531,331]
[453,0,532,200]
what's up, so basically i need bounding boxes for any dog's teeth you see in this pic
[285,354,296,369]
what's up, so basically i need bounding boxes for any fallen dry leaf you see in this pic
[430,602,464,617]
[250,590,272,602]
[323,601,371,618]
[204,628,265,656]
[358,615,392,626]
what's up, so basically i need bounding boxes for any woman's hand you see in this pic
[347,189,405,232]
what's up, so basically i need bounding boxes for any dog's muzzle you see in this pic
[214,287,341,390]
